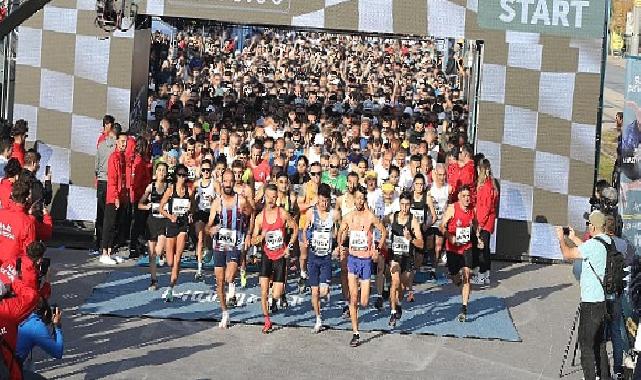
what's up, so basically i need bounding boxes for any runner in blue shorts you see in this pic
[301,183,340,333]
[337,186,387,347]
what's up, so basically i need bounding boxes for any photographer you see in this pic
[556,211,610,380]
[16,242,63,369]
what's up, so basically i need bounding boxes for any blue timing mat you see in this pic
[79,271,520,342]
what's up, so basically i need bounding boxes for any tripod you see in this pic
[559,304,581,378]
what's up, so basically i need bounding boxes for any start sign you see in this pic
[477,0,606,39]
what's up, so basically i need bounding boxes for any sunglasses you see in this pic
[201,168,211,173]
[176,172,188,177]
[310,171,321,176]
[330,164,339,169]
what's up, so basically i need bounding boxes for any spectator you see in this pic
[0,173,36,264]
[94,122,118,256]
[0,137,13,177]
[10,120,27,167]
[100,132,128,265]
[0,159,21,209]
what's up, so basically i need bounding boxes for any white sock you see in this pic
[316,315,322,323]
[198,262,202,272]
[301,271,308,279]
[391,309,396,314]
[223,310,229,318]
[228,283,236,298]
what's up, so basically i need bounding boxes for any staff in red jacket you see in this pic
[474,159,499,285]
[99,132,129,265]
[457,145,476,205]
[0,159,21,210]
[0,174,36,265]
[9,120,27,167]
[128,137,152,258]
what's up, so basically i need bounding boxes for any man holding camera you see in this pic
[556,211,610,380]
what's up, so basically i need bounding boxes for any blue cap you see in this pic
[168,149,179,159]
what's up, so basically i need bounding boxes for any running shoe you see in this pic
[374,296,383,310]
[350,334,360,347]
[298,277,306,294]
[389,311,397,327]
[148,279,158,291]
[484,271,491,286]
[113,255,125,264]
[164,288,174,303]
[227,295,237,309]
[194,271,204,282]
[89,249,101,256]
[470,274,483,285]
[313,318,322,334]
[440,254,447,265]
[99,255,117,265]
[240,269,247,288]
[262,318,273,334]
[342,305,350,318]
[219,312,229,329]
[406,292,415,303]
[457,305,467,322]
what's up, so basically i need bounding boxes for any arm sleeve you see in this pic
[28,320,63,359]
[0,277,38,322]
[107,155,118,199]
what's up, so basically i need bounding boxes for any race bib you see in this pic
[265,229,284,251]
[392,235,410,254]
[434,204,444,220]
[151,202,168,217]
[171,198,190,216]
[349,230,368,251]
[312,231,331,253]
[187,167,197,180]
[218,228,237,247]
[410,209,424,224]
[455,227,471,245]
[292,183,302,195]
[199,194,212,210]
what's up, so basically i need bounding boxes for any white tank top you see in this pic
[430,183,449,225]
[196,180,215,211]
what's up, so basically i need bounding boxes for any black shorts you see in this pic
[166,219,189,238]
[195,210,210,224]
[260,256,287,283]
[426,227,443,237]
[147,216,167,242]
[446,250,474,276]
[391,254,414,273]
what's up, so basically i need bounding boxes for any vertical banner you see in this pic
[619,57,641,252]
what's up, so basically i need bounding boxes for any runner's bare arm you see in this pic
[206,199,220,234]
[284,211,299,246]
[371,213,387,250]
[137,184,152,210]
[301,208,314,246]
[440,204,454,235]
[251,212,263,245]
[425,194,437,228]
[159,185,174,221]
[411,217,424,249]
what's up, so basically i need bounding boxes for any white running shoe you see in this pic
[99,255,117,265]
[471,274,485,285]
[219,312,229,329]
[313,318,322,333]
[440,254,447,265]
[484,271,491,285]
[89,249,101,256]
[158,257,166,267]
[113,255,125,264]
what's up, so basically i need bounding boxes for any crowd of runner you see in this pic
[93,27,500,347]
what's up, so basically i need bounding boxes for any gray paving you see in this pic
[31,246,587,380]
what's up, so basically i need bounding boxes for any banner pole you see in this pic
[595,0,611,196]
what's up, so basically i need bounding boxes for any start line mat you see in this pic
[79,271,521,342]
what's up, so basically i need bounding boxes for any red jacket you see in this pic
[106,150,127,205]
[0,270,38,380]
[130,155,152,203]
[0,178,12,209]
[447,163,460,202]
[32,213,52,241]
[476,179,499,234]
[458,160,476,205]
[0,202,36,264]
[10,143,24,167]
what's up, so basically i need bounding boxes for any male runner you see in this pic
[388,192,423,327]
[296,162,321,292]
[301,183,339,333]
[338,186,386,347]
[194,159,215,280]
[427,164,451,266]
[409,174,436,290]
[208,169,252,328]
[252,184,298,333]
[232,159,255,287]
[335,171,358,314]
[440,185,476,322]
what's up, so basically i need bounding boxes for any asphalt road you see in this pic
[28,247,590,380]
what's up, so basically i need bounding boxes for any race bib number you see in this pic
[392,235,410,254]
[199,194,212,210]
[187,167,197,180]
[218,228,237,247]
[455,227,471,245]
[151,202,168,217]
[171,198,190,216]
[434,204,444,220]
[349,231,368,251]
[312,231,331,253]
[410,209,424,224]
[265,230,284,251]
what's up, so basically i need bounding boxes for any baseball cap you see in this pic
[365,171,377,180]
[381,183,395,193]
[168,149,180,159]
